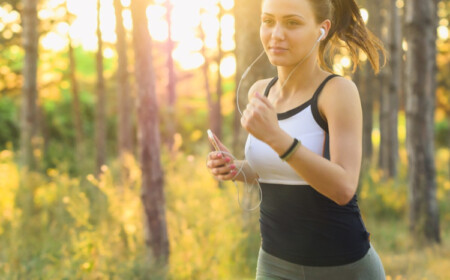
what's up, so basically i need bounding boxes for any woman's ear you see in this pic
[318,28,326,41]
[319,20,332,41]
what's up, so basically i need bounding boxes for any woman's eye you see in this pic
[287,20,300,26]
[262,19,274,25]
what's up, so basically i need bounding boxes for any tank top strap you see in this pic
[311,74,340,133]
[263,77,279,97]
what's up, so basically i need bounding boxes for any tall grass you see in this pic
[0,143,449,279]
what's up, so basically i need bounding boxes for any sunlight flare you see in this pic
[360,9,368,24]
[40,0,236,72]
[438,26,449,40]
[41,32,68,52]
[220,55,236,78]
[220,0,234,11]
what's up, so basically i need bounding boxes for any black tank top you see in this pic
[258,75,371,266]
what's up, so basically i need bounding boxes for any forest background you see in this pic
[0,0,450,279]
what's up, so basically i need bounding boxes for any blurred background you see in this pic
[0,0,449,279]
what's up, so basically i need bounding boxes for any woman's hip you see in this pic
[256,245,385,280]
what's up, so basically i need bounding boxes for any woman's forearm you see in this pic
[267,130,360,206]
[232,160,259,183]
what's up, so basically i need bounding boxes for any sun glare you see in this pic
[220,55,236,78]
[220,0,234,11]
[360,9,369,24]
[41,32,68,52]
[340,56,351,69]
[147,5,168,41]
[37,0,236,74]
[438,26,449,40]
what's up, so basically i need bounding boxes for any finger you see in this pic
[208,131,231,154]
[215,151,225,159]
[254,92,274,109]
[246,102,252,110]
[213,164,235,176]
[241,113,248,129]
[216,168,238,181]
[210,151,232,164]
[207,159,223,169]
[208,156,231,168]
[250,91,261,101]
[213,135,228,153]
[208,152,222,160]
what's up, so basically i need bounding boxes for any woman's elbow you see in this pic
[334,184,357,206]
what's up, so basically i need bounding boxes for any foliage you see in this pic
[1,143,450,279]
[1,0,450,278]
[0,149,163,280]
[0,145,261,279]
[0,97,19,150]
[164,143,267,279]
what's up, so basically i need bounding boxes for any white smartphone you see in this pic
[207,129,221,152]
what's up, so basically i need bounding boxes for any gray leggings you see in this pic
[256,245,385,280]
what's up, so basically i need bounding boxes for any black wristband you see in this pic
[279,138,300,161]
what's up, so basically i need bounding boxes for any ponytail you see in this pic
[316,0,386,73]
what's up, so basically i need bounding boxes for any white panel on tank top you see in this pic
[245,105,325,185]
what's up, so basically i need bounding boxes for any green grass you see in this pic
[0,146,449,279]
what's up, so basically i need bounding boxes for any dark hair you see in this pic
[308,0,386,73]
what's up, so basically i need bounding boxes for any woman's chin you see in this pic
[268,58,291,67]
[267,56,283,65]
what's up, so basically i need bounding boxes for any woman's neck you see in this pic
[276,58,324,99]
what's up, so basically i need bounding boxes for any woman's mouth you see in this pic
[269,46,288,54]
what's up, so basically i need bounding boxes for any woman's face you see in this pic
[260,0,321,67]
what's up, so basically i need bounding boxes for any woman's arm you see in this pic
[241,77,362,206]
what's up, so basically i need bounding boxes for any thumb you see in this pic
[212,133,230,154]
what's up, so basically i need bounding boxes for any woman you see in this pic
[206,0,386,279]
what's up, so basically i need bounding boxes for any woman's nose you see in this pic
[271,23,285,40]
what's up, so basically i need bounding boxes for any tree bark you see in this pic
[233,0,274,158]
[20,0,39,170]
[363,0,383,166]
[379,0,400,178]
[96,0,107,174]
[165,0,177,151]
[213,3,224,141]
[68,35,84,172]
[199,12,217,152]
[360,61,374,167]
[114,0,133,182]
[199,23,213,133]
[405,0,440,244]
[130,0,169,264]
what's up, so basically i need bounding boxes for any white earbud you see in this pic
[318,28,325,42]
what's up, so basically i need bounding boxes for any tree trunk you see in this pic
[96,0,107,174]
[405,0,440,244]
[364,0,383,166]
[199,23,213,133]
[68,35,84,173]
[66,3,84,173]
[213,3,224,141]
[233,0,274,158]
[360,61,374,167]
[165,0,177,151]
[130,0,169,264]
[114,0,133,183]
[199,12,218,152]
[20,0,39,170]
[352,0,370,171]
[379,0,400,178]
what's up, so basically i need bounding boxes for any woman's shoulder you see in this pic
[321,75,359,103]
[247,78,276,99]
[318,75,361,119]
